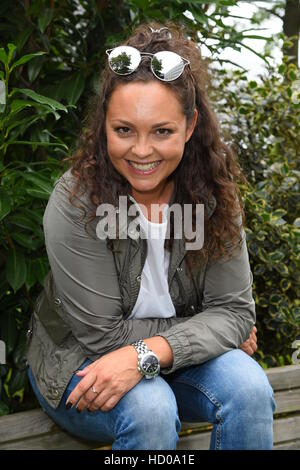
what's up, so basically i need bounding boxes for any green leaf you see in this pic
[13,334,27,367]
[0,48,8,66]
[0,401,9,417]
[27,56,44,83]
[7,44,17,66]
[33,258,49,286]
[9,369,27,397]
[261,214,271,224]
[238,106,249,115]
[0,189,12,221]
[273,209,287,218]
[5,248,27,293]
[10,52,47,72]
[294,218,300,227]
[25,260,37,290]
[273,264,289,276]
[280,279,291,292]
[66,72,86,106]
[22,173,54,195]
[15,88,68,112]
[269,293,283,305]
[10,99,40,115]
[38,8,53,33]
[270,217,286,226]
[268,251,285,263]
[25,188,52,200]
[9,214,38,232]
[278,64,286,74]
[11,232,42,251]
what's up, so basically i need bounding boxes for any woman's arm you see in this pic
[153,224,256,375]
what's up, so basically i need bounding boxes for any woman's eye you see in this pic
[156,128,173,136]
[114,127,131,135]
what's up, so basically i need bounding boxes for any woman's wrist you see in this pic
[142,336,174,369]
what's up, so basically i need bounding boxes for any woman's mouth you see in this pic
[126,160,162,175]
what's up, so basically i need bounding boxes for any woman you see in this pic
[26,21,276,450]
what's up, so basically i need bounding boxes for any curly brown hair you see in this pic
[61,20,248,273]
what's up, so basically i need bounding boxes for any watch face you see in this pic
[141,354,159,375]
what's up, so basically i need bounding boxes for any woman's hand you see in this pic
[66,345,143,413]
[239,325,257,356]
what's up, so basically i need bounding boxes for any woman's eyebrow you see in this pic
[111,119,176,128]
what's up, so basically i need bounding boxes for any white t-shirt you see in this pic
[127,196,176,320]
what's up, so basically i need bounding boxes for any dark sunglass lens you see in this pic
[108,46,140,75]
[151,51,185,81]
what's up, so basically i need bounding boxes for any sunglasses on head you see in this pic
[105,45,190,82]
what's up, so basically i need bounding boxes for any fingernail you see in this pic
[66,402,72,410]
[73,370,81,374]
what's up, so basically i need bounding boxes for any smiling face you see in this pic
[105,81,198,207]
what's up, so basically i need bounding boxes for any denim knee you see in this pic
[227,375,276,418]
[113,377,181,450]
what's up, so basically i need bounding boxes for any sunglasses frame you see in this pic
[105,46,190,82]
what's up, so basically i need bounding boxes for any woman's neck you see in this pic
[130,179,175,223]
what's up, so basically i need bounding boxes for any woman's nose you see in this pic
[131,136,153,159]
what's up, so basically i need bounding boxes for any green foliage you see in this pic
[211,60,300,369]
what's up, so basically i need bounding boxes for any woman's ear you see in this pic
[185,108,198,143]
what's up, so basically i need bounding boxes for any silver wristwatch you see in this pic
[131,339,160,379]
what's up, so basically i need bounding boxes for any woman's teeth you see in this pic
[128,160,161,170]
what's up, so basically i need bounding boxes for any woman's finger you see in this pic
[66,371,97,408]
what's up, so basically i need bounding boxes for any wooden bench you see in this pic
[0,364,299,450]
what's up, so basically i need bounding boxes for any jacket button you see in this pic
[136,275,142,283]
[52,389,59,397]
[176,267,183,273]
[190,305,195,312]
[54,298,62,306]
[26,328,33,338]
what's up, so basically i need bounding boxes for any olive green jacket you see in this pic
[26,168,256,409]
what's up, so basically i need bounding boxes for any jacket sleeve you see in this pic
[156,223,256,375]
[43,172,189,358]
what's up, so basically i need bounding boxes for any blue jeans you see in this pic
[27,349,277,450]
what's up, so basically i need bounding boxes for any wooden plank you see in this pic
[0,415,300,450]
[178,415,300,450]
[0,409,58,444]
[265,365,300,391]
[177,430,211,450]
[273,440,300,450]
[0,431,102,450]
[273,415,300,443]
[272,389,300,415]
[1,386,298,444]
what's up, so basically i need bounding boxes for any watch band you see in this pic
[132,339,151,356]
[131,339,160,378]
[131,339,151,376]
